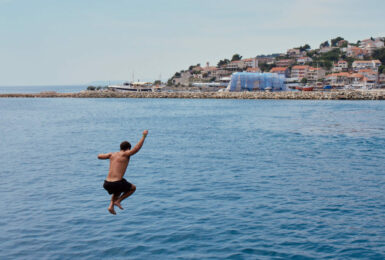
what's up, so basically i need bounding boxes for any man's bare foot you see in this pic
[108,206,116,215]
[114,201,123,210]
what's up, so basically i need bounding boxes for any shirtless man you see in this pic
[98,130,148,215]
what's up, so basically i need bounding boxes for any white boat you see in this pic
[108,82,153,92]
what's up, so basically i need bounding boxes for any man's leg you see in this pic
[114,184,136,210]
[108,194,119,215]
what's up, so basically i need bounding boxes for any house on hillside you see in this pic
[275,59,295,67]
[358,69,378,84]
[346,46,367,59]
[319,46,334,53]
[297,56,313,65]
[286,48,303,58]
[242,58,258,68]
[360,38,384,49]
[291,65,310,80]
[225,60,243,71]
[270,67,290,78]
[307,67,325,81]
[225,58,258,71]
[172,70,192,86]
[326,72,350,87]
[352,60,381,71]
[202,63,219,79]
[256,57,275,65]
[348,73,366,88]
[333,60,348,72]
[337,40,348,47]
[246,67,261,73]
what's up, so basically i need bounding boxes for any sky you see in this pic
[0,0,384,86]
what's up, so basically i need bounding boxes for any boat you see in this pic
[302,86,314,91]
[108,81,153,92]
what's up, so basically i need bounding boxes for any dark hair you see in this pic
[120,141,131,151]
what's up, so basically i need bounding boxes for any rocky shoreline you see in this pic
[1,90,385,100]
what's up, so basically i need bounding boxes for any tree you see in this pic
[320,41,330,48]
[217,59,230,67]
[87,86,96,91]
[231,54,242,61]
[259,63,276,72]
[174,72,181,78]
[324,60,333,70]
[331,37,344,47]
[344,57,355,68]
[321,48,341,62]
[372,48,385,64]
[299,44,311,52]
[378,65,385,74]
[306,50,317,58]
[300,78,308,84]
[153,80,162,85]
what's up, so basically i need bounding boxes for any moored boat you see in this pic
[108,82,153,92]
[302,86,314,91]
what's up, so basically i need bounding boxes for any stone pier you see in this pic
[1,90,385,100]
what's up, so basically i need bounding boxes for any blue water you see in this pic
[0,98,384,259]
[0,85,85,93]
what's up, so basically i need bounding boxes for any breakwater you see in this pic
[1,90,385,100]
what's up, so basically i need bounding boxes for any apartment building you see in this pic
[270,67,290,77]
[291,65,310,79]
[352,60,381,71]
[333,60,348,72]
[276,59,295,67]
[307,67,326,81]
[297,56,313,65]
[346,46,367,59]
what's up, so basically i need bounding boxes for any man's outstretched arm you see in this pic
[124,130,148,157]
[98,153,112,160]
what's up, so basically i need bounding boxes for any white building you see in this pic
[307,67,326,81]
[297,56,313,65]
[352,60,381,71]
[333,60,348,72]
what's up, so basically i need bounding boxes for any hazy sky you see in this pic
[0,0,384,86]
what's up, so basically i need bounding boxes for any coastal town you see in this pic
[164,36,385,92]
[83,36,385,93]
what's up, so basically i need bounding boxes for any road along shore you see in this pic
[1,90,385,100]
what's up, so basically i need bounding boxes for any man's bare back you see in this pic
[105,151,131,182]
[98,130,148,214]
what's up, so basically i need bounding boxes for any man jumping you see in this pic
[98,130,148,215]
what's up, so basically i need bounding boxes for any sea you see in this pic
[0,92,385,259]
[0,85,86,94]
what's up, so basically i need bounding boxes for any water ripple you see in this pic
[0,99,384,259]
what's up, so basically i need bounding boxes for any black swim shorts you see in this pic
[103,178,132,196]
